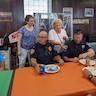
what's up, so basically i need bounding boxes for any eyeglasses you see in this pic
[38,36,48,38]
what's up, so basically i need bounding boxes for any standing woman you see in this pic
[18,15,37,68]
[48,19,68,54]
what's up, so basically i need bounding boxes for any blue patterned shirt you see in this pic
[18,26,37,49]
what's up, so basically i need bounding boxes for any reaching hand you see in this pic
[60,43,64,48]
[63,36,67,41]
[79,53,87,59]
[73,57,79,63]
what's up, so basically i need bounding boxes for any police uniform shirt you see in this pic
[63,40,91,58]
[31,42,58,64]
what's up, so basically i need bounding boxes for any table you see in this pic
[0,70,13,96]
[11,62,96,96]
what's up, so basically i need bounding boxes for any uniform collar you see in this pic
[72,40,85,45]
[38,42,48,47]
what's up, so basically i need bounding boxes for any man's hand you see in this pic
[54,55,64,65]
[58,59,64,65]
[73,57,79,63]
[79,53,87,59]
[63,57,79,62]
[35,64,41,73]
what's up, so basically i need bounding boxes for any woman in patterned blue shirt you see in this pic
[18,15,37,68]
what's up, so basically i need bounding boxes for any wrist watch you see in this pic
[88,74,93,80]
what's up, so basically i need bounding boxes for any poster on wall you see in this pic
[63,7,73,39]
[0,12,13,22]
[85,8,94,17]
[73,19,89,24]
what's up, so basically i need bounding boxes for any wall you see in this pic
[52,0,96,42]
[0,0,24,37]
[0,0,24,69]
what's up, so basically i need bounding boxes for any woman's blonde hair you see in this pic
[52,19,63,28]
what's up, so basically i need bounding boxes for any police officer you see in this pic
[31,30,64,73]
[62,30,95,62]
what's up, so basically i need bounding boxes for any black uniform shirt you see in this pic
[62,40,91,58]
[31,42,58,64]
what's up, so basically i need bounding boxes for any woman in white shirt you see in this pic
[48,19,68,53]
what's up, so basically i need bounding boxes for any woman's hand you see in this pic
[60,43,64,48]
[63,36,67,41]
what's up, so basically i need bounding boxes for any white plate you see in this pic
[82,66,96,76]
[79,59,96,66]
[45,64,60,73]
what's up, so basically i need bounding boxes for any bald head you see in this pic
[38,31,48,37]
[38,31,48,45]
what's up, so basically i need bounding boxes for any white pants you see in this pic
[19,48,29,68]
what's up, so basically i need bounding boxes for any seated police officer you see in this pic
[62,30,95,62]
[31,30,64,73]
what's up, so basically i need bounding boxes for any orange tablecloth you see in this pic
[11,62,96,96]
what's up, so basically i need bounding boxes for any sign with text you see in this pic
[0,12,13,22]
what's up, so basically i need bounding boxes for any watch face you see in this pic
[82,45,85,49]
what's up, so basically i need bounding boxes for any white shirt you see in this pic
[48,29,68,53]
[48,29,68,44]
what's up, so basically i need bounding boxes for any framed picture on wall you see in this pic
[0,12,13,22]
[84,8,94,17]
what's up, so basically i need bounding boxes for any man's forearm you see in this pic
[63,57,74,62]
[54,55,62,62]
[79,49,95,59]
[86,49,95,57]
[31,58,38,67]
[64,57,79,62]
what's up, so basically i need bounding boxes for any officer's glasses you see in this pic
[39,36,47,38]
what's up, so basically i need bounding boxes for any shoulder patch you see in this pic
[48,46,52,52]
[30,49,35,54]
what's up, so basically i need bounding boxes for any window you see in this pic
[24,0,52,17]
